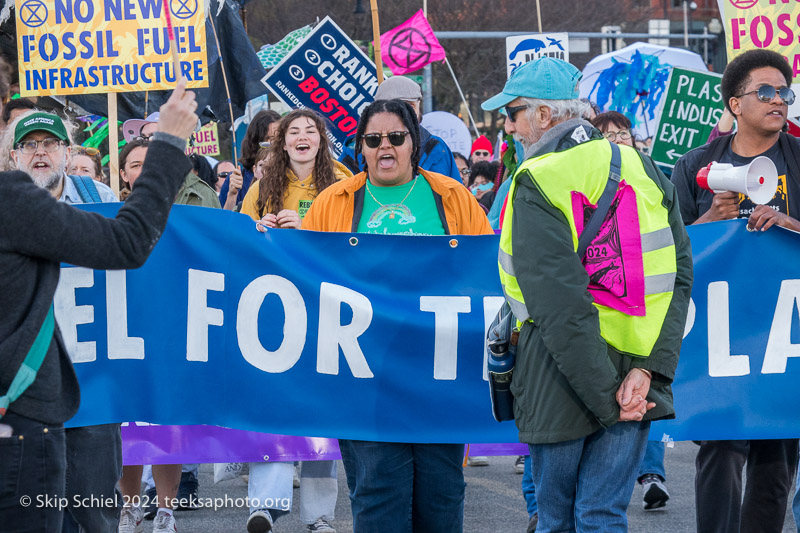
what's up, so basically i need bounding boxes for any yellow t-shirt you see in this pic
[240,161,351,221]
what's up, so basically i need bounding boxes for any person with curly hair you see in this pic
[239,108,349,533]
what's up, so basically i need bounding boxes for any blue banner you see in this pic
[58,204,800,442]
[261,17,378,156]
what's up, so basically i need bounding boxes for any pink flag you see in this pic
[378,9,446,76]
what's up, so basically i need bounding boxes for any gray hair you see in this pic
[521,97,590,125]
[2,109,78,171]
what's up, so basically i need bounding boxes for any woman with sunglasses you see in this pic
[213,160,235,193]
[68,146,108,186]
[303,99,492,533]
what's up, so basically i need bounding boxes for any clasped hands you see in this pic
[616,368,656,422]
[255,209,301,232]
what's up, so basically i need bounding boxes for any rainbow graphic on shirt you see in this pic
[366,204,416,229]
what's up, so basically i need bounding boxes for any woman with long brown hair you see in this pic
[239,108,349,533]
[240,108,350,228]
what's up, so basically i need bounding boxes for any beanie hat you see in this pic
[470,135,493,157]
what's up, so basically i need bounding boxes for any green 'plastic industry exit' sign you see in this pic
[650,67,724,168]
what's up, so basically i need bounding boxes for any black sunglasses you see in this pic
[217,171,233,179]
[504,104,529,123]
[362,131,410,149]
[736,85,796,106]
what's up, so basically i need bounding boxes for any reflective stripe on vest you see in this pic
[498,138,677,357]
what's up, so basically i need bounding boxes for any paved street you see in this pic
[136,441,797,532]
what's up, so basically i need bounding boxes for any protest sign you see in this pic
[421,111,471,157]
[262,17,377,157]
[506,32,568,78]
[650,68,724,168]
[15,0,208,96]
[187,121,219,156]
[722,0,800,84]
[59,204,800,444]
[721,0,800,117]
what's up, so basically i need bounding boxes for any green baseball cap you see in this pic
[14,112,69,145]
[482,57,582,111]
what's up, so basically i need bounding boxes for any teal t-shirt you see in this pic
[357,176,446,235]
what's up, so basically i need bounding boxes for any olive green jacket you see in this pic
[175,172,221,208]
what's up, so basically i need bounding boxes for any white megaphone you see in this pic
[696,156,778,205]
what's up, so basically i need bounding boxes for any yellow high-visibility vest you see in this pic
[499,139,677,357]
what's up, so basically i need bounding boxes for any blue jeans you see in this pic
[637,440,666,481]
[0,411,67,533]
[61,423,122,533]
[522,455,537,517]
[339,440,465,533]
[528,421,649,533]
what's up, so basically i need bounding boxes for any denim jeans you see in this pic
[61,423,122,533]
[637,440,666,481]
[339,440,465,533]
[522,455,537,517]
[298,460,337,524]
[0,411,67,533]
[247,461,292,521]
[528,421,649,533]
[695,439,798,533]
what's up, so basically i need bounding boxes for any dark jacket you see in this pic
[0,138,191,424]
[509,119,693,444]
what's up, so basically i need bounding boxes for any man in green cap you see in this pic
[10,111,117,202]
[482,57,693,531]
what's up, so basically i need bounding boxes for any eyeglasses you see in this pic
[132,135,152,143]
[73,146,100,156]
[15,138,66,154]
[736,85,796,106]
[258,141,271,148]
[459,168,471,176]
[473,150,490,157]
[217,171,233,179]
[603,129,632,142]
[504,104,529,123]
[362,131,410,149]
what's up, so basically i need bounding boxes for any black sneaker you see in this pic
[143,487,158,520]
[640,473,669,510]
[175,471,200,511]
[526,513,538,533]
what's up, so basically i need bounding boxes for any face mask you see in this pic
[472,182,493,195]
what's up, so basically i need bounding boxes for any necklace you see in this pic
[365,177,417,219]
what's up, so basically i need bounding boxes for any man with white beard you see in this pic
[9,112,117,202]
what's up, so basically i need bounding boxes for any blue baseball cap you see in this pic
[481,57,582,111]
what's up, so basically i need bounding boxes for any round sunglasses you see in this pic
[362,131,410,149]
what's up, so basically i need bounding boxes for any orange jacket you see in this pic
[302,169,493,236]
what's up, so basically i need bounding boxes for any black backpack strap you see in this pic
[577,141,621,259]
[699,134,733,169]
